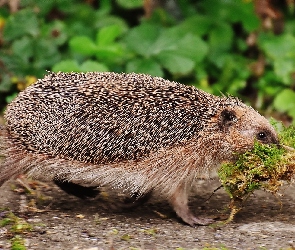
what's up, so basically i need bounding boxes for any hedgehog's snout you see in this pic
[255,129,279,145]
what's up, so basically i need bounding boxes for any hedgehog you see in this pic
[0,72,278,226]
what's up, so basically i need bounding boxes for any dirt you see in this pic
[0,178,294,250]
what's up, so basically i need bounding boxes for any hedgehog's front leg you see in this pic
[169,183,214,226]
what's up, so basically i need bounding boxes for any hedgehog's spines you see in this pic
[5,72,224,165]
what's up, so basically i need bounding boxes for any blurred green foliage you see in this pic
[1,0,295,122]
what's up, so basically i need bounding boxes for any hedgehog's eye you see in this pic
[257,132,267,141]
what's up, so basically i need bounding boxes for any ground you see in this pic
[0,178,294,250]
[0,116,294,250]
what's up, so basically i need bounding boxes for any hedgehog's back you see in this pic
[5,72,218,165]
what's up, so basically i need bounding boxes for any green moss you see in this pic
[11,236,26,250]
[0,217,12,227]
[218,125,295,222]
[0,211,32,235]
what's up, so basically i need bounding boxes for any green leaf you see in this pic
[41,20,68,46]
[176,34,208,63]
[259,34,295,84]
[208,52,231,68]
[146,28,207,73]
[227,79,247,94]
[52,59,80,72]
[11,36,33,62]
[93,14,128,32]
[237,3,260,32]
[256,72,282,97]
[156,52,195,75]
[273,89,295,113]
[124,23,161,57]
[96,24,123,46]
[6,93,18,103]
[95,44,124,61]
[126,58,163,77]
[33,39,61,69]
[3,9,39,41]
[69,36,97,56]
[273,59,294,85]
[199,0,259,31]
[0,52,30,75]
[30,0,55,15]
[98,0,112,13]
[177,15,213,36]
[116,0,143,9]
[0,73,12,92]
[64,3,96,24]
[200,0,233,20]
[285,19,295,36]
[152,27,183,54]
[259,33,295,60]
[80,60,109,72]
[209,22,233,53]
[67,21,94,38]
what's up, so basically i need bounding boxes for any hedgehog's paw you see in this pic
[53,179,100,199]
[176,209,214,227]
[189,214,214,226]
[169,185,214,227]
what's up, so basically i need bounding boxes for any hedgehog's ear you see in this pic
[219,109,237,129]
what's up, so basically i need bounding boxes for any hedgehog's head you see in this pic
[217,99,278,155]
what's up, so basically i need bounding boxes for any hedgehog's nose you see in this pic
[267,133,279,146]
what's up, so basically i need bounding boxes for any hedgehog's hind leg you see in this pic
[53,178,100,199]
[0,127,36,187]
[169,183,214,226]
